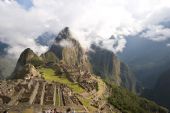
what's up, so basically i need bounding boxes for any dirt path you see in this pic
[91,76,106,99]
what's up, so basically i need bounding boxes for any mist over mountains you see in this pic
[0,0,170,112]
[0,41,16,79]
[118,35,170,88]
[7,27,168,113]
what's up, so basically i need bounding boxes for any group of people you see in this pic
[43,108,75,113]
[3,107,76,113]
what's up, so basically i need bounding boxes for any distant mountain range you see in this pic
[118,36,170,88]
[35,32,56,46]
[0,41,8,55]
[0,41,16,79]
[118,35,170,111]
[142,69,170,110]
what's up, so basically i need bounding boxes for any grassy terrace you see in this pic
[39,68,85,94]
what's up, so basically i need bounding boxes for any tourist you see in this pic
[54,108,61,113]
[66,108,71,113]
[3,111,8,113]
[72,109,75,113]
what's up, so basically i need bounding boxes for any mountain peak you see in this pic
[23,48,33,53]
[56,27,72,41]
[10,48,42,79]
[20,48,35,62]
[63,27,70,32]
[14,48,36,68]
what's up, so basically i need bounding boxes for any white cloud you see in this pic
[54,39,74,48]
[167,43,170,47]
[0,0,170,58]
[141,25,170,41]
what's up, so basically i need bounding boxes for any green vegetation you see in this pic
[95,82,99,91]
[29,56,44,67]
[41,51,59,63]
[108,84,168,113]
[79,97,96,112]
[55,93,59,106]
[39,68,85,93]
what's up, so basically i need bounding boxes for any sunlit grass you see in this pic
[39,68,85,94]
[79,97,96,112]
[55,93,59,106]
[23,108,34,113]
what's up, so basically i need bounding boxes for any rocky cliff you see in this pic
[89,44,136,91]
[7,27,168,113]
[11,27,136,91]
[143,69,170,110]
[10,48,41,79]
[49,27,136,91]
[49,27,91,71]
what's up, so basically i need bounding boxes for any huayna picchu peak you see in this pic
[50,27,91,71]
[0,27,168,113]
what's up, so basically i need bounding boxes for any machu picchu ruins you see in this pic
[0,63,114,113]
[0,27,168,113]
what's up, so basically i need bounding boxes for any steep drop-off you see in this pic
[49,27,91,71]
[10,48,42,79]
[89,44,136,91]
[143,69,170,110]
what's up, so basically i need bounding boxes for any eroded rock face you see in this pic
[50,27,91,71]
[11,64,41,79]
[11,27,136,91]
[15,48,36,67]
[48,27,136,91]
[10,48,42,79]
[88,44,136,92]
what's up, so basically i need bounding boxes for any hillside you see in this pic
[118,36,170,88]
[0,41,16,79]
[143,69,170,110]
[6,49,116,112]
[3,49,167,112]
[4,27,168,113]
[49,27,136,92]
[89,44,136,92]
[107,83,168,113]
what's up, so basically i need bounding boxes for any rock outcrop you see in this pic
[49,27,91,71]
[48,27,136,91]
[11,27,136,91]
[88,44,136,91]
[10,48,42,79]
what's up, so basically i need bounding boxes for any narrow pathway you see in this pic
[91,76,106,99]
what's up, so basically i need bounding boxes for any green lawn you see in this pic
[79,97,96,112]
[39,68,85,94]
[55,92,59,106]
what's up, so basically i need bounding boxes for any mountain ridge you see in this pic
[7,27,168,113]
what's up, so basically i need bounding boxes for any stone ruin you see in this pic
[60,84,83,106]
[79,80,98,92]
[59,63,98,92]
[0,79,87,113]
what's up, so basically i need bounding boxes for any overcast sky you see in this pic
[0,0,170,58]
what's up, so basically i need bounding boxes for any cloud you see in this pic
[0,0,170,58]
[141,25,170,41]
[167,43,170,47]
[54,39,74,48]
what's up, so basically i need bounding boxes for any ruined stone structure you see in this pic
[59,63,98,92]
[0,79,87,113]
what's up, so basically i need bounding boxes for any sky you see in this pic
[0,0,170,58]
